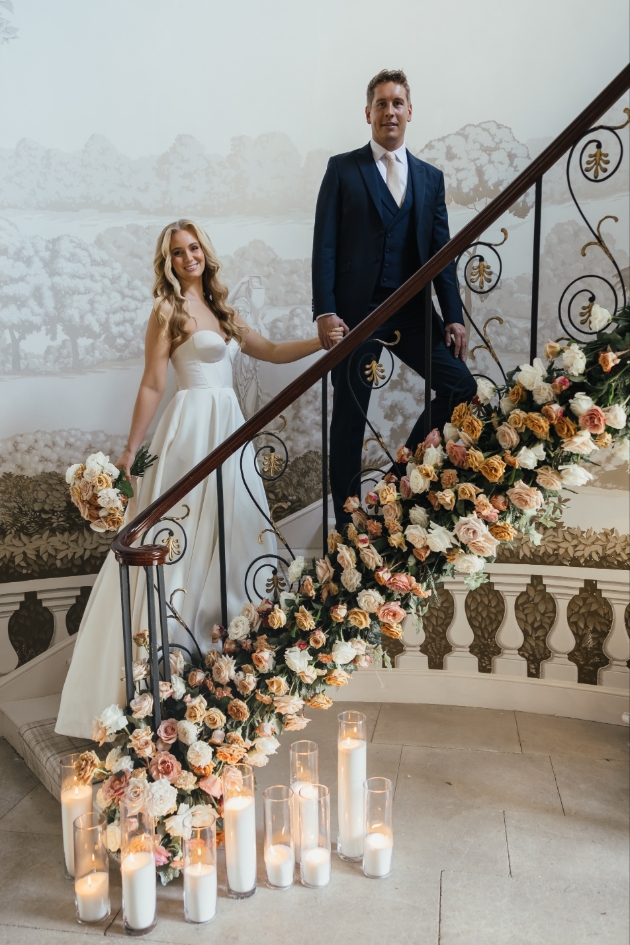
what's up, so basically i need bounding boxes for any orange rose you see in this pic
[489,522,516,541]
[508,382,527,404]
[525,413,550,439]
[503,451,519,468]
[380,622,403,640]
[457,482,482,502]
[412,546,431,562]
[599,350,620,372]
[553,415,577,438]
[461,414,483,441]
[479,455,506,483]
[450,402,471,428]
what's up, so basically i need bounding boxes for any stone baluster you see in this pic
[597,579,630,690]
[442,577,478,672]
[540,577,580,683]
[38,587,81,648]
[0,592,23,674]
[490,575,528,677]
[395,612,428,669]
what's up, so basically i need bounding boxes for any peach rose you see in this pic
[315,556,335,584]
[343,495,361,513]
[336,543,356,570]
[310,629,327,648]
[378,483,398,505]
[496,423,520,450]
[330,604,347,622]
[382,501,402,522]
[149,751,182,784]
[599,350,620,372]
[374,567,392,586]
[446,440,469,468]
[377,602,407,624]
[215,744,247,764]
[157,719,178,745]
[266,676,289,695]
[474,497,499,523]
[324,669,351,687]
[227,699,250,722]
[380,622,404,640]
[387,572,413,593]
[129,727,155,758]
[198,774,223,797]
[437,489,456,510]
[366,519,383,538]
[412,546,431,561]
[203,707,226,729]
[188,669,206,689]
[507,481,544,511]
[440,468,459,489]
[306,693,334,710]
[457,482,482,502]
[536,466,563,490]
[102,772,130,805]
[490,494,509,511]
[579,406,607,435]
[268,606,287,630]
[295,606,316,631]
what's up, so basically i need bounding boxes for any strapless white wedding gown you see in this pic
[56,332,276,739]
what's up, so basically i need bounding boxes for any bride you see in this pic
[56,219,343,739]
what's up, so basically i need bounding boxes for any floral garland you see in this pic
[75,308,629,882]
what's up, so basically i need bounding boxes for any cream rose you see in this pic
[443,422,460,442]
[284,646,312,674]
[357,589,385,613]
[408,505,429,527]
[424,444,445,467]
[515,445,543,469]
[187,741,214,770]
[496,423,520,450]
[476,378,496,405]
[559,464,594,487]
[562,343,586,376]
[228,615,251,641]
[561,431,597,455]
[240,602,261,631]
[315,556,335,584]
[453,553,485,574]
[603,404,627,429]
[499,394,516,415]
[359,544,383,570]
[336,543,356,570]
[341,568,362,592]
[569,392,594,417]
[426,523,455,553]
[177,720,199,746]
[288,555,306,584]
[516,357,546,391]
[332,640,357,665]
[404,523,428,548]
[589,304,612,331]
[409,466,432,493]
[130,692,153,719]
[532,382,556,405]
[453,515,487,546]
[507,481,544,511]
[273,694,305,716]
[150,778,178,818]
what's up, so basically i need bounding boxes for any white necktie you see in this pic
[384,151,403,207]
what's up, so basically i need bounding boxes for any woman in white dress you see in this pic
[56,219,342,739]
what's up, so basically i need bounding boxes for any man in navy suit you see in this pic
[312,68,476,528]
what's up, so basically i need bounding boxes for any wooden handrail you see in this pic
[113,64,630,566]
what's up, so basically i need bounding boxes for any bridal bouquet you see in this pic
[66,446,157,532]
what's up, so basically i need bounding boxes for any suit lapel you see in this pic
[408,151,426,239]
[355,143,383,220]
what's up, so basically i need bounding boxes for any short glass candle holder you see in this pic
[363,777,394,879]
[73,812,110,925]
[263,785,295,889]
[289,740,319,865]
[337,710,367,861]
[223,763,257,899]
[120,796,157,936]
[60,753,94,879]
[183,808,217,924]
[299,784,331,889]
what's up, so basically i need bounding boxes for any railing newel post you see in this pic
[156,564,171,682]
[216,464,228,629]
[424,283,432,435]
[144,565,162,729]
[530,175,543,363]
[119,563,135,708]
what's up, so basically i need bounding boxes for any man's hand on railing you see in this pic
[445,323,468,361]
[317,313,349,350]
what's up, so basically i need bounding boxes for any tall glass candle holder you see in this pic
[263,785,294,889]
[299,784,331,889]
[60,753,93,878]
[73,812,110,925]
[120,796,157,936]
[289,740,318,864]
[363,777,394,879]
[222,763,257,899]
[183,808,217,924]
[337,710,367,860]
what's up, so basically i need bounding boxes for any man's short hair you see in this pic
[366,69,411,106]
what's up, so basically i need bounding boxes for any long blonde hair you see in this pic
[152,219,245,347]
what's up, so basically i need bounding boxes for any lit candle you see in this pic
[184,862,217,923]
[61,784,92,876]
[338,736,367,858]
[121,851,156,931]
[224,794,257,894]
[363,832,393,877]
[301,847,331,887]
[264,843,294,888]
[75,871,109,923]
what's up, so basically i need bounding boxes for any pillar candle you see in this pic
[290,780,309,864]
[338,736,366,858]
[75,871,109,923]
[363,832,393,877]
[184,862,217,923]
[224,795,256,894]
[121,851,156,931]
[61,784,92,876]
[301,847,331,887]
[264,843,294,887]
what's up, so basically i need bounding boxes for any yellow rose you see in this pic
[479,455,506,483]
[294,606,316,631]
[461,414,483,441]
[268,606,287,629]
[467,449,485,472]
[347,608,370,629]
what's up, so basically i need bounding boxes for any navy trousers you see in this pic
[329,294,477,526]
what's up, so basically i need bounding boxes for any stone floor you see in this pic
[0,702,628,944]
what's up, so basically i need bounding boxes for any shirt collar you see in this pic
[370,139,408,166]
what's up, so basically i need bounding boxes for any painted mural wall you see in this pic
[1,0,629,597]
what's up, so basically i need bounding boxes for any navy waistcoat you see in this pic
[375,168,420,291]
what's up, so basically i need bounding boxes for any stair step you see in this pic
[0,695,97,801]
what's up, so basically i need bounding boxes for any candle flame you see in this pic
[87,875,92,888]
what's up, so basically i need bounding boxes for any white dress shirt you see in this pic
[317,139,408,320]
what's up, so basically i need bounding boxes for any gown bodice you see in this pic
[170,330,238,390]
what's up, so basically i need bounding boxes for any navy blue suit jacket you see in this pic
[312,142,463,330]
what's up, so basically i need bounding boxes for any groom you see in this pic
[312,68,476,528]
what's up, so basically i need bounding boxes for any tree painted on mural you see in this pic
[418,121,533,217]
[0,218,52,372]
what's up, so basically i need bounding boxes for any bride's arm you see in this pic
[115,312,171,473]
[237,316,344,364]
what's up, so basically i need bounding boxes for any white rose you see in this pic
[254,735,280,755]
[357,589,384,613]
[516,357,546,390]
[532,382,556,405]
[96,704,127,736]
[409,467,431,493]
[515,446,539,470]
[187,741,214,769]
[531,442,546,461]
[408,505,429,527]
[227,615,251,641]
[569,392,594,417]
[105,746,122,770]
[106,823,121,853]
[164,803,192,838]
[65,463,82,484]
[562,431,597,455]
[613,438,629,462]
[177,720,199,745]
[589,304,612,331]
[332,640,357,665]
[341,568,362,592]
[169,651,185,676]
[150,778,178,818]
[476,378,496,404]
[288,555,305,584]
[247,752,270,768]
[171,674,186,700]
[561,344,586,376]
[500,394,515,415]
[350,637,368,655]
[404,523,428,548]
[559,464,594,487]
[423,444,445,467]
[453,553,485,574]
[603,405,627,430]
[426,523,455,554]
[284,646,312,673]
[443,422,460,442]
[96,488,121,508]
[112,755,135,775]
